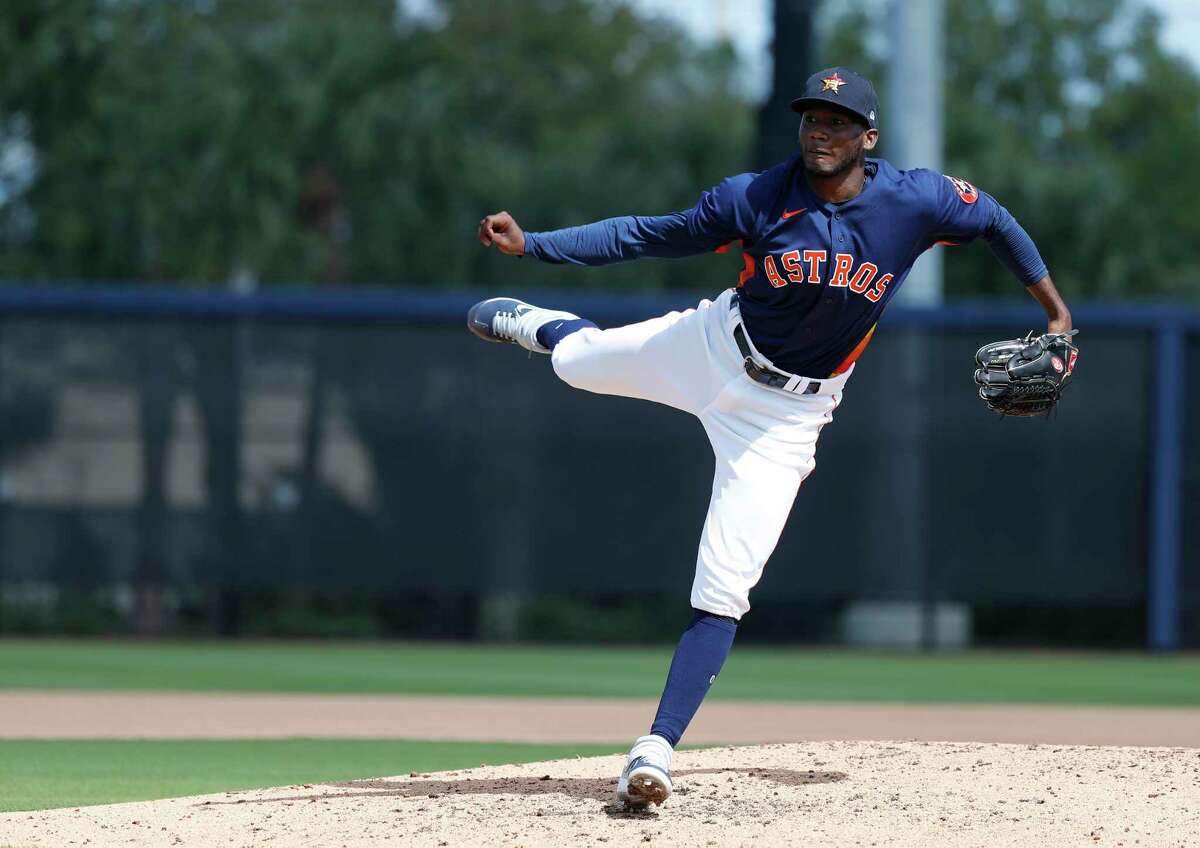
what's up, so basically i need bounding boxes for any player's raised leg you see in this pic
[470,291,739,414]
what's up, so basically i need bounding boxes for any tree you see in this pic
[0,0,756,291]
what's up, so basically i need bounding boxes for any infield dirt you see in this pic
[4,691,1200,746]
[3,740,1198,847]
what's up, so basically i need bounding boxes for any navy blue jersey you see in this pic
[525,155,1048,377]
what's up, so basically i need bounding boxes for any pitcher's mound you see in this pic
[3,741,1196,847]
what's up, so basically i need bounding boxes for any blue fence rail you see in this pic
[0,284,1193,649]
[3,283,1200,329]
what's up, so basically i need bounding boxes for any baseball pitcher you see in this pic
[469,67,1075,808]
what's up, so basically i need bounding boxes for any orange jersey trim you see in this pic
[716,240,757,287]
[830,323,876,376]
[737,253,755,287]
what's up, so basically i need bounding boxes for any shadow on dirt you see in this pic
[200,767,847,809]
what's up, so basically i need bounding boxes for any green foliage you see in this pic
[518,594,682,642]
[5,1,1197,297]
[821,0,1200,298]
[0,0,753,290]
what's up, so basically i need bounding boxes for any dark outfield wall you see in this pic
[0,292,1191,646]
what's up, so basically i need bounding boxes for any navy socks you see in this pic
[649,609,738,747]
[536,317,597,350]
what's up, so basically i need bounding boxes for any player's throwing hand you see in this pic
[478,211,526,256]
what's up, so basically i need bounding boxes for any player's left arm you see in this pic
[924,171,1072,334]
[1024,275,1072,335]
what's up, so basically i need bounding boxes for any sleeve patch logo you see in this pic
[945,175,978,204]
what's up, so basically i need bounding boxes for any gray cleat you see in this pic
[616,734,673,808]
[466,297,580,354]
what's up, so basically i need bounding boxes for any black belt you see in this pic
[733,323,822,395]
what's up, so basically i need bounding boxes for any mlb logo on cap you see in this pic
[790,67,879,129]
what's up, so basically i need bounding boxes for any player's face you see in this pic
[799,108,879,177]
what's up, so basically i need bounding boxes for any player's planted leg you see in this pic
[467,297,595,353]
[616,609,736,808]
[650,610,737,746]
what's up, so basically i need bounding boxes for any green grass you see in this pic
[0,739,618,813]
[1,639,1197,705]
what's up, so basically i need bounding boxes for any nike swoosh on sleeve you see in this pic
[781,207,807,220]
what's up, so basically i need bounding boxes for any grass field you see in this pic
[3,639,1197,813]
[2,639,1198,705]
[0,739,617,813]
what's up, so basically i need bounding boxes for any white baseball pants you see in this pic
[551,287,850,620]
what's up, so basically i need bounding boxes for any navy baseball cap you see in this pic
[790,67,879,129]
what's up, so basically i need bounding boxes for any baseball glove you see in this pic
[973,330,1079,417]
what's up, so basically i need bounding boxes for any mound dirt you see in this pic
[2,741,1197,847]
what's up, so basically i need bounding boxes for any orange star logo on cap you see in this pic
[822,73,846,93]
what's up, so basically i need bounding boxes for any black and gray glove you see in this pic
[973,330,1079,417]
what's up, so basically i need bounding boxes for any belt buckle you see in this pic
[742,356,768,382]
[735,321,821,395]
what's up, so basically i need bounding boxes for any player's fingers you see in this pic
[478,217,494,246]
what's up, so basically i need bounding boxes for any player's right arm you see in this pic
[477,174,757,265]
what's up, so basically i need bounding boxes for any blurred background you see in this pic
[0,0,1196,650]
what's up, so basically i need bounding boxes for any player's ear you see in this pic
[862,128,879,151]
